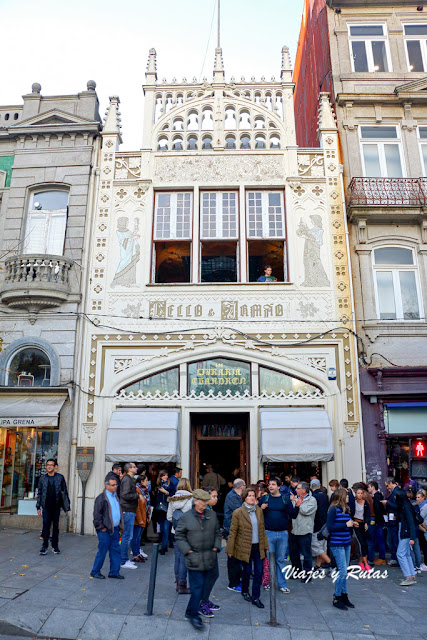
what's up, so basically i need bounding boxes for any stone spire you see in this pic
[213,47,225,83]
[103,96,123,144]
[317,92,337,136]
[281,45,292,81]
[145,48,158,85]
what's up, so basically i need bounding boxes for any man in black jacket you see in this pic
[91,477,124,579]
[367,481,386,565]
[382,477,400,566]
[395,487,417,586]
[105,464,122,498]
[310,479,331,571]
[36,459,70,555]
[119,462,138,569]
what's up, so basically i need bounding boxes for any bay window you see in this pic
[200,191,238,282]
[373,247,422,320]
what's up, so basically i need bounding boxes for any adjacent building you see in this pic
[74,47,363,533]
[294,0,427,486]
[0,83,101,527]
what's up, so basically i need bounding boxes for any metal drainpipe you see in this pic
[68,132,101,532]
[339,165,367,482]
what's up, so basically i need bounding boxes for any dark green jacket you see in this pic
[175,506,221,571]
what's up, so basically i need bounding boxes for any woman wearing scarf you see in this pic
[226,486,269,608]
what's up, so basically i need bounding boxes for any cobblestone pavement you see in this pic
[0,529,425,640]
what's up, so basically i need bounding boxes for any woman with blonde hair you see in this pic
[167,477,193,594]
[326,488,354,610]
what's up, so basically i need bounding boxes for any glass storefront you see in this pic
[0,427,58,514]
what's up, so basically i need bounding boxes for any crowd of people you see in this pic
[34,460,427,632]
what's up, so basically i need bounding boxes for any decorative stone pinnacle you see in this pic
[87,80,96,91]
[145,48,157,83]
[103,95,123,143]
[317,92,337,135]
[31,82,41,94]
[213,47,225,82]
[281,45,292,79]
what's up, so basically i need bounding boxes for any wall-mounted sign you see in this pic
[188,358,251,396]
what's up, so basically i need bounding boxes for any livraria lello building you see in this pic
[73,47,363,533]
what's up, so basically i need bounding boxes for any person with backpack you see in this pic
[327,488,355,610]
[259,476,296,594]
[167,477,193,594]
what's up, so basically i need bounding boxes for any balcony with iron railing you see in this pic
[347,177,427,220]
[0,255,75,318]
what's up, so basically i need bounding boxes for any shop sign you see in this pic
[76,446,95,483]
[148,298,287,321]
[188,358,250,396]
[0,416,58,427]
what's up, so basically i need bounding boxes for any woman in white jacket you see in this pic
[167,478,193,593]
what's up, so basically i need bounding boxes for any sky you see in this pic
[0,0,305,150]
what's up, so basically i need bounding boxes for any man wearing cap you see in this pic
[310,479,331,573]
[175,489,221,631]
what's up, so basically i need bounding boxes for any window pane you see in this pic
[154,193,171,239]
[363,144,382,176]
[361,126,398,139]
[421,144,427,175]
[176,193,191,238]
[222,192,237,238]
[201,192,217,238]
[121,368,179,395]
[248,240,285,282]
[376,271,396,319]
[404,24,427,36]
[350,25,384,36]
[24,213,48,254]
[374,247,414,265]
[419,127,427,140]
[46,212,67,255]
[352,41,369,72]
[259,367,319,395]
[188,358,250,396]
[399,271,420,320]
[372,41,389,71]
[407,40,424,71]
[247,192,263,237]
[32,191,68,210]
[268,192,284,236]
[201,240,237,282]
[384,144,403,177]
[8,348,51,387]
[154,241,191,283]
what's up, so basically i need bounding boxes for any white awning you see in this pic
[105,409,180,463]
[260,408,334,462]
[0,395,67,428]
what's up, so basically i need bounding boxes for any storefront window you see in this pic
[259,367,320,395]
[387,438,410,487]
[188,358,251,396]
[7,348,51,387]
[121,367,179,395]
[0,427,58,514]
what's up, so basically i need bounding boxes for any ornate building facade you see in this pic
[294,0,427,486]
[74,47,363,533]
[0,83,101,526]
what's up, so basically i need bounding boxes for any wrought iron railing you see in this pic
[348,177,427,207]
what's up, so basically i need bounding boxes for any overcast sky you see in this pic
[1,0,305,149]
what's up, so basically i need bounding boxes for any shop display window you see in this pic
[7,348,51,387]
[188,358,251,396]
[0,428,58,514]
[120,367,179,395]
[259,366,320,395]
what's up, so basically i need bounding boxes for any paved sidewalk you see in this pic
[0,529,425,640]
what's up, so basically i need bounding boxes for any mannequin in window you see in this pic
[257,265,277,283]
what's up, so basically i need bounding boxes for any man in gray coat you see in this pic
[289,481,317,581]
[175,489,221,631]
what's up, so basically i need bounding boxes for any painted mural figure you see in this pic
[111,217,140,288]
[296,214,330,287]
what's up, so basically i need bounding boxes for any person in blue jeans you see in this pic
[155,469,171,555]
[91,477,124,579]
[259,476,295,594]
[119,462,139,569]
[367,481,386,565]
[327,488,355,610]
[382,477,400,566]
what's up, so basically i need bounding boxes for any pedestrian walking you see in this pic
[200,487,221,616]
[289,481,317,582]
[415,489,427,569]
[175,489,221,631]
[367,481,386,565]
[169,467,183,497]
[310,478,331,572]
[155,469,171,555]
[353,487,372,571]
[201,464,226,493]
[339,478,356,515]
[226,487,269,609]
[105,464,122,498]
[327,488,355,610]
[396,487,418,586]
[119,462,138,569]
[259,476,294,594]
[37,458,70,555]
[91,477,124,579]
[381,477,400,566]
[167,477,193,594]
[223,478,246,592]
[131,474,148,563]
